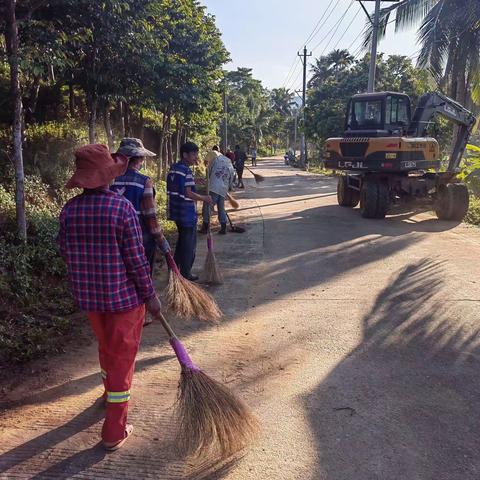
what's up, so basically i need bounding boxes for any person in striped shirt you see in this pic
[111,138,171,276]
[57,144,162,451]
[167,142,212,281]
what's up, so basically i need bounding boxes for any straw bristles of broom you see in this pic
[165,253,222,322]
[203,248,223,285]
[175,369,260,458]
[203,233,223,285]
[245,166,265,183]
[226,193,239,209]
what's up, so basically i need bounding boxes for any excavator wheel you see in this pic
[435,183,469,221]
[337,175,360,207]
[360,178,389,219]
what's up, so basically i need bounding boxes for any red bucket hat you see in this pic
[66,144,128,189]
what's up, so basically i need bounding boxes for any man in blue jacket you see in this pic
[167,142,212,281]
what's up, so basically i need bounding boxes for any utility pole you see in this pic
[223,81,228,152]
[298,46,311,169]
[293,110,298,156]
[368,0,381,92]
[357,0,400,92]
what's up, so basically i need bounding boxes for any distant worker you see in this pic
[200,149,235,235]
[251,147,257,166]
[225,148,236,187]
[234,144,247,189]
[167,142,213,281]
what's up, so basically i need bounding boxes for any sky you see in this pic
[201,0,421,91]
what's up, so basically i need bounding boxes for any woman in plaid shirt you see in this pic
[57,144,162,451]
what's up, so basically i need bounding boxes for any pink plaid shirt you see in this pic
[57,189,155,312]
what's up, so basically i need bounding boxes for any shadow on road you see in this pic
[1,354,174,411]
[303,259,480,479]
[0,402,105,475]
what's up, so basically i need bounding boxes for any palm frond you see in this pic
[416,0,450,80]
[472,70,480,105]
[395,0,440,31]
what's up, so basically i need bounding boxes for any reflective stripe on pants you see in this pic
[88,304,145,443]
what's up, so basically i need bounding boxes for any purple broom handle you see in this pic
[207,235,213,251]
[170,337,200,371]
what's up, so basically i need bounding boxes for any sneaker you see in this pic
[187,274,199,282]
[219,223,227,235]
[199,222,209,234]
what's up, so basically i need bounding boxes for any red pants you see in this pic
[87,305,145,443]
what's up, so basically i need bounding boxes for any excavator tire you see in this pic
[435,183,469,221]
[337,175,360,207]
[360,178,389,219]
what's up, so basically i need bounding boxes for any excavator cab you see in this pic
[344,92,411,138]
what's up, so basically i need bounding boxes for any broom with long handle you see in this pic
[203,175,223,284]
[156,311,259,457]
[245,166,265,183]
[164,252,222,322]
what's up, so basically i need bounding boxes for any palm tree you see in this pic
[270,88,296,116]
[309,49,354,88]
[365,0,480,105]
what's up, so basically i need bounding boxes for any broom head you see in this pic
[230,224,246,233]
[203,235,223,285]
[252,172,265,183]
[227,194,240,209]
[170,338,259,458]
[165,253,222,322]
[203,247,223,285]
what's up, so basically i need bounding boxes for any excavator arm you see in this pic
[407,92,477,172]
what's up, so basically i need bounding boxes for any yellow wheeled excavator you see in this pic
[324,91,477,220]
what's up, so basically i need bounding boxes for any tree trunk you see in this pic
[5,0,27,240]
[118,100,125,137]
[157,111,169,179]
[88,94,97,144]
[162,139,168,180]
[174,117,181,161]
[69,83,75,117]
[167,134,173,168]
[25,74,40,124]
[139,109,145,139]
[124,102,131,137]
[103,103,114,151]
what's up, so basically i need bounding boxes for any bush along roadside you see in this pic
[0,178,78,366]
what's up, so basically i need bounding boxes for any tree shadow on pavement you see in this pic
[29,444,106,480]
[1,354,174,411]
[0,402,105,476]
[303,259,480,479]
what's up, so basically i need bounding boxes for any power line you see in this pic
[282,57,302,89]
[282,0,339,88]
[346,26,367,52]
[330,5,362,53]
[286,66,303,92]
[303,0,342,47]
[311,0,354,53]
[284,58,303,90]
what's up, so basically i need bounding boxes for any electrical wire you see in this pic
[330,5,362,53]
[303,0,342,47]
[281,0,343,88]
[282,57,302,89]
[311,0,354,53]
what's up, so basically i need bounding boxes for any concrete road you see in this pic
[1,157,480,479]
